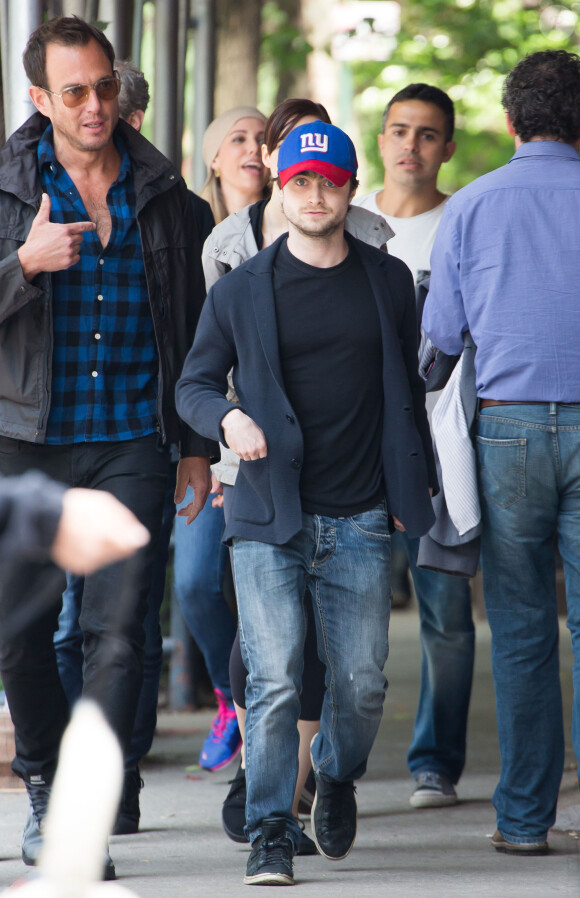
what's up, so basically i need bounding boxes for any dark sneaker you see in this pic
[200,689,242,771]
[22,780,115,880]
[222,764,318,858]
[113,766,144,835]
[297,768,316,815]
[311,771,357,861]
[409,772,458,808]
[243,817,294,886]
[22,780,50,867]
[491,830,549,856]
[222,762,247,843]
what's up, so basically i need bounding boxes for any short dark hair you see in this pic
[264,98,331,154]
[23,15,115,89]
[502,50,580,143]
[382,83,455,142]
[115,59,150,119]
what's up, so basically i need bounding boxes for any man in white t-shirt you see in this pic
[355,84,475,809]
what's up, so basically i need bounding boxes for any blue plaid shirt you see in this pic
[38,126,159,444]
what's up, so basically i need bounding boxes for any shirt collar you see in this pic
[510,140,580,163]
[37,124,131,182]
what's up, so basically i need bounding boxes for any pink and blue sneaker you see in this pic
[199,689,242,771]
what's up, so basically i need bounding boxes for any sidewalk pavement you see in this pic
[1,607,579,897]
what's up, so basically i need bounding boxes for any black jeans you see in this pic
[0,433,170,783]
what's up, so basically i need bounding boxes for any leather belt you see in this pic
[480,399,580,408]
[479,399,545,408]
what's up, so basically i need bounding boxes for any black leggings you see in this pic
[223,485,325,721]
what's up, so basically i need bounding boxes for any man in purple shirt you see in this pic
[423,50,580,856]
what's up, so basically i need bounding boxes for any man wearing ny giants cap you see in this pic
[177,121,437,886]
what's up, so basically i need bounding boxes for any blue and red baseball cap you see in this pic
[278,121,358,188]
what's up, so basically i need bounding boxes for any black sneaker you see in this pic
[222,761,247,843]
[113,766,143,835]
[311,771,357,861]
[22,780,51,867]
[22,780,116,880]
[222,763,317,858]
[243,817,294,886]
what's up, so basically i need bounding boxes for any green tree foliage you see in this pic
[351,0,580,191]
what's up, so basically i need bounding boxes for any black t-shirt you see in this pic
[273,238,385,517]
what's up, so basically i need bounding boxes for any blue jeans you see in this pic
[233,503,391,850]
[404,533,474,784]
[54,462,177,766]
[476,403,580,843]
[173,491,235,698]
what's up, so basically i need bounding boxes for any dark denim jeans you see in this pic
[233,503,391,850]
[477,403,580,843]
[0,434,170,782]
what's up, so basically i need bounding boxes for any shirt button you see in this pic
[286,414,295,424]
[97,294,103,301]
[94,333,101,340]
[99,259,104,265]
[290,458,301,469]
[91,371,98,378]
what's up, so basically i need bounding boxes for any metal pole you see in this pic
[99,0,133,59]
[192,0,214,191]
[176,0,189,164]
[154,0,180,166]
[131,0,144,67]
[5,0,43,137]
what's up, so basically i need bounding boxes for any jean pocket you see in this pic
[348,503,391,540]
[476,436,526,508]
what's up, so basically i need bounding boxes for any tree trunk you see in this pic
[274,0,308,105]
[214,0,262,114]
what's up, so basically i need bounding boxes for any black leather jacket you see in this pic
[0,113,212,457]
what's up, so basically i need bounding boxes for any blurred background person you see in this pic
[200,106,269,223]
[171,106,269,776]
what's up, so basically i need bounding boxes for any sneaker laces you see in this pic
[258,834,292,865]
[318,782,356,825]
[417,771,444,789]
[26,783,51,826]
[210,689,237,743]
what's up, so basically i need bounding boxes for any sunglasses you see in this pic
[41,71,121,108]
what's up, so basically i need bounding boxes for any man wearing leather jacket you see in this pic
[0,15,212,879]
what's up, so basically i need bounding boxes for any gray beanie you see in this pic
[202,106,267,168]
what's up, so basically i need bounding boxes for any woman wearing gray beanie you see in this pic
[201,106,270,223]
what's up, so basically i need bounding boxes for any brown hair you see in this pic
[23,15,115,88]
[264,98,331,154]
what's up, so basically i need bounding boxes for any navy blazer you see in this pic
[176,234,437,545]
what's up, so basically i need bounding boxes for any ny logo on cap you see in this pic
[300,132,329,153]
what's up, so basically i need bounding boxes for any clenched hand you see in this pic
[18,193,95,281]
